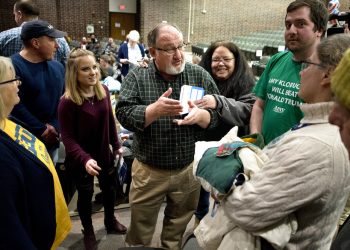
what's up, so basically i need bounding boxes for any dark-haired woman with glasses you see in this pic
[193,41,256,226]
[0,56,71,249]
[196,40,256,138]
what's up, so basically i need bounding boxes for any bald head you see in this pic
[147,23,183,48]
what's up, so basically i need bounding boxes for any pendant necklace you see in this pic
[87,96,95,106]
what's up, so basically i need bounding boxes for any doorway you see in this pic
[110,13,136,43]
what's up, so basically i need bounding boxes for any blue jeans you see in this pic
[194,187,210,220]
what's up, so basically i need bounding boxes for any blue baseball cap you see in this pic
[21,20,67,41]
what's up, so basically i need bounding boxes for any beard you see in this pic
[165,60,186,75]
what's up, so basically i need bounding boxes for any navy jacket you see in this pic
[0,129,56,249]
[117,42,145,77]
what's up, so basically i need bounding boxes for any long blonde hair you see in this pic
[0,56,15,122]
[63,48,106,105]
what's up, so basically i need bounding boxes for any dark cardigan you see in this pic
[0,129,56,249]
[117,42,146,77]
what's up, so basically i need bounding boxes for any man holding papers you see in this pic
[116,22,219,250]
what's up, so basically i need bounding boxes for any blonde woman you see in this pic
[58,49,126,250]
[0,56,71,248]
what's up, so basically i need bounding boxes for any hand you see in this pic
[194,95,217,109]
[114,147,123,159]
[85,159,101,176]
[137,60,148,68]
[120,59,129,64]
[41,124,59,145]
[145,88,183,127]
[148,88,183,117]
[120,133,129,141]
[174,101,211,128]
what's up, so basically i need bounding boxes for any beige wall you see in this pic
[139,0,350,45]
[140,0,289,44]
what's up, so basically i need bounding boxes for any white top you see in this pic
[127,43,142,65]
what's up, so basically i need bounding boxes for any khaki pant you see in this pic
[125,159,200,250]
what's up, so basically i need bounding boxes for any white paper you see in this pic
[179,85,204,114]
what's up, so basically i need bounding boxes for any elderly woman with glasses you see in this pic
[0,56,71,249]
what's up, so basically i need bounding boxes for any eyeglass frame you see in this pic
[300,60,323,70]
[154,43,187,55]
[0,76,22,86]
[211,57,235,64]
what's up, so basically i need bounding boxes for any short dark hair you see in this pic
[286,0,328,37]
[147,23,182,48]
[14,1,40,17]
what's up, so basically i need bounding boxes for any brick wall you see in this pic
[0,0,110,41]
[0,0,59,31]
[57,0,110,41]
[1,0,350,43]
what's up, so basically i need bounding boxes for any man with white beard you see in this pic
[116,22,220,250]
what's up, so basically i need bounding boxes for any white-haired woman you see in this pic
[117,30,147,77]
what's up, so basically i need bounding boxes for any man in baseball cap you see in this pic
[21,19,66,41]
[10,19,66,162]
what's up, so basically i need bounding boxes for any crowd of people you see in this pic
[1,0,350,249]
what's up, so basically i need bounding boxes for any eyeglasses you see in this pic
[211,58,235,64]
[155,44,186,55]
[300,60,323,70]
[0,76,22,86]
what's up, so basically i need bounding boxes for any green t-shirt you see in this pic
[254,51,304,144]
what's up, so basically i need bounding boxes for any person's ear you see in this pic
[17,10,23,20]
[321,69,332,87]
[149,47,156,58]
[315,29,323,38]
[31,38,40,49]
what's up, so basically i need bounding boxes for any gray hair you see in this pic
[318,33,350,71]
[0,57,15,121]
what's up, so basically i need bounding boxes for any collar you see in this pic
[299,102,334,125]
